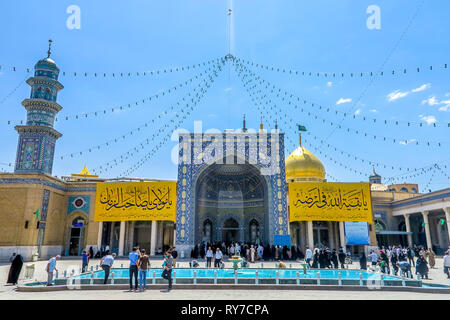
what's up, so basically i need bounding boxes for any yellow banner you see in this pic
[94,182,177,222]
[288,182,372,223]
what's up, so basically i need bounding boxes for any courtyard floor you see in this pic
[0,256,449,300]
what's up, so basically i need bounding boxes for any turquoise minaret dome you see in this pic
[14,40,63,174]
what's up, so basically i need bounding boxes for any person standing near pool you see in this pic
[305,247,312,267]
[161,251,173,292]
[138,249,149,292]
[214,248,223,268]
[128,247,140,291]
[46,255,60,286]
[443,251,450,279]
[205,247,214,268]
[100,252,115,284]
[81,250,90,273]
[369,250,378,267]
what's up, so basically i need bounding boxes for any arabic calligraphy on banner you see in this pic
[288,182,373,223]
[94,182,176,222]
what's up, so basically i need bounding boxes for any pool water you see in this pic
[72,268,401,280]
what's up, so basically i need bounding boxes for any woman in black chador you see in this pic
[7,254,24,285]
[311,249,319,268]
[359,252,367,270]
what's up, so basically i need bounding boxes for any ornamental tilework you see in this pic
[175,132,289,246]
[0,178,96,193]
[67,196,91,216]
[15,133,56,174]
[40,189,50,221]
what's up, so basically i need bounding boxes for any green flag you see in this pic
[298,124,307,132]
[35,209,39,221]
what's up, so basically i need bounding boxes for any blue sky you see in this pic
[0,0,449,191]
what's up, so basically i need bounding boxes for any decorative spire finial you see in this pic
[47,39,53,58]
[275,119,278,130]
[242,114,247,132]
[260,116,263,130]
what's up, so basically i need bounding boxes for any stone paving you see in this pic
[0,256,449,300]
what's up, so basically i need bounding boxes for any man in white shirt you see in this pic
[443,251,450,279]
[305,247,313,267]
[370,250,378,266]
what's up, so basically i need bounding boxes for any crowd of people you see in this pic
[5,243,450,288]
[190,242,305,262]
[365,245,441,279]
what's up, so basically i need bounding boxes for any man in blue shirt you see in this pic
[129,247,140,291]
[81,250,90,273]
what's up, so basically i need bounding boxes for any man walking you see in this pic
[161,251,173,292]
[100,252,115,284]
[138,249,149,291]
[129,247,139,291]
[45,255,60,286]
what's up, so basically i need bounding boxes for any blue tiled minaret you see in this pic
[14,40,63,174]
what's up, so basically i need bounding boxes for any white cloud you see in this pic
[336,98,352,105]
[369,109,378,113]
[326,81,333,87]
[421,96,440,106]
[387,90,409,102]
[354,109,361,116]
[411,83,431,93]
[399,139,417,145]
[419,115,437,125]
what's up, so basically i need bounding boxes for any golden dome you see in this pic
[285,146,326,181]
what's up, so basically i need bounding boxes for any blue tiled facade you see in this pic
[175,132,289,250]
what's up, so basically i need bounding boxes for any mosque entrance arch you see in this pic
[194,162,269,245]
[222,218,239,244]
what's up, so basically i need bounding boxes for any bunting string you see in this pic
[234,59,450,183]
[0,56,224,79]
[117,63,224,177]
[237,59,448,129]
[236,57,448,79]
[94,61,224,176]
[2,60,221,125]
[235,60,449,146]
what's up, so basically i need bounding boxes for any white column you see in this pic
[339,222,346,252]
[444,207,450,245]
[97,222,103,252]
[334,222,339,250]
[157,221,164,250]
[435,218,444,250]
[422,211,432,250]
[150,221,158,256]
[307,221,314,249]
[404,214,413,247]
[173,227,177,247]
[118,221,126,256]
[327,221,335,249]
